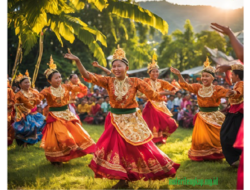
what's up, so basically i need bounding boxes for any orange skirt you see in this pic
[8,113,15,146]
[188,113,224,161]
[41,112,96,162]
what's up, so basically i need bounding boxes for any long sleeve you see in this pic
[232,81,243,99]
[179,81,202,94]
[8,88,15,109]
[136,79,164,102]
[84,72,109,89]
[215,85,230,99]
[160,80,177,91]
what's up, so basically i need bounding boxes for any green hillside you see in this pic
[138,1,243,34]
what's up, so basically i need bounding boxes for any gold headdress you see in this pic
[15,70,30,83]
[112,45,129,66]
[202,57,215,77]
[231,63,244,71]
[147,53,159,73]
[44,55,58,79]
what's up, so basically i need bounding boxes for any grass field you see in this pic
[8,125,238,189]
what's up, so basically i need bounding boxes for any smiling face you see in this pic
[112,60,128,79]
[149,69,159,80]
[70,74,79,85]
[201,72,214,87]
[50,72,62,88]
[19,78,31,91]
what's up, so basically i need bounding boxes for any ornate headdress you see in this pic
[44,55,58,79]
[231,63,244,71]
[147,53,159,73]
[202,57,215,77]
[112,45,129,66]
[15,70,30,83]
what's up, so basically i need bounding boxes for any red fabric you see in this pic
[229,103,243,114]
[225,70,232,85]
[84,104,101,124]
[188,153,224,161]
[89,113,180,181]
[142,101,178,144]
[234,120,244,190]
[193,113,198,126]
[46,144,95,162]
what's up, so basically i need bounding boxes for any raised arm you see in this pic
[211,23,243,62]
[92,61,111,76]
[64,49,90,80]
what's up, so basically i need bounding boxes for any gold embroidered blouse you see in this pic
[84,73,165,109]
[229,81,243,105]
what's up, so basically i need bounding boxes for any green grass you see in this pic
[8,125,238,189]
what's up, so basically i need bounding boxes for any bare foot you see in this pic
[23,142,28,148]
[112,180,129,189]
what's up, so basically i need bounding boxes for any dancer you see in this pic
[38,56,96,166]
[142,55,178,144]
[171,58,232,161]
[68,73,88,116]
[64,46,180,189]
[13,71,45,147]
[8,79,15,146]
[220,63,243,166]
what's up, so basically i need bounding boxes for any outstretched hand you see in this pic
[216,65,232,73]
[92,61,100,67]
[210,23,232,36]
[64,48,80,62]
[226,90,235,97]
[170,67,180,75]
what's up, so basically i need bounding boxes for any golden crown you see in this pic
[112,45,128,65]
[231,63,244,71]
[15,70,30,83]
[202,57,215,75]
[44,55,58,78]
[147,53,159,73]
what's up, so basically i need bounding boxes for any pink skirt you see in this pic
[89,113,180,181]
[143,101,178,144]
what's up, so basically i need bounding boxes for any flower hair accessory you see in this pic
[112,45,129,66]
[147,53,159,73]
[44,55,58,79]
[202,57,215,77]
[15,70,30,83]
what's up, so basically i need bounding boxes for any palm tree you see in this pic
[8,0,169,67]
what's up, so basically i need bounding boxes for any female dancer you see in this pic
[171,58,233,161]
[142,56,178,144]
[13,71,45,147]
[68,73,88,116]
[220,63,243,166]
[64,46,180,189]
[8,79,15,146]
[38,56,95,166]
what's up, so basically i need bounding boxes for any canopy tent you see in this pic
[127,67,169,78]
[180,66,204,76]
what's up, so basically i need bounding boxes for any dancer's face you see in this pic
[231,71,239,83]
[149,69,159,80]
[201,72,213,87]
[112,61,128,80]
[70,74,79,85]
[19,79,30,91]
[50,73,62,88]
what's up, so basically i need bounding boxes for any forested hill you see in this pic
[138,1,243,34]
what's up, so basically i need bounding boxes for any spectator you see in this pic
[93,89,102,98]
[84,98,102,124]
[213,79,218,85]
[167,95,175,112]
[181,94,191,110]
[183,104,194,128]
[173,91,183,120]
[101,96,110,115]
[77,99,89,121]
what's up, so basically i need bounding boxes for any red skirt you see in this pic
[142,101,178,144]
[89,113,180,181]
[234,120,244,190]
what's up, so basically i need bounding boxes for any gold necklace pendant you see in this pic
[51,85,65,104]
[198,85,214,98]
[114,77,130,101]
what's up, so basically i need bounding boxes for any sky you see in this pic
[135,0,244,9]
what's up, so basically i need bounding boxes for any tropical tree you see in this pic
[8,0,169,67]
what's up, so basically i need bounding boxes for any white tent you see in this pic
[180,66,204,76]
